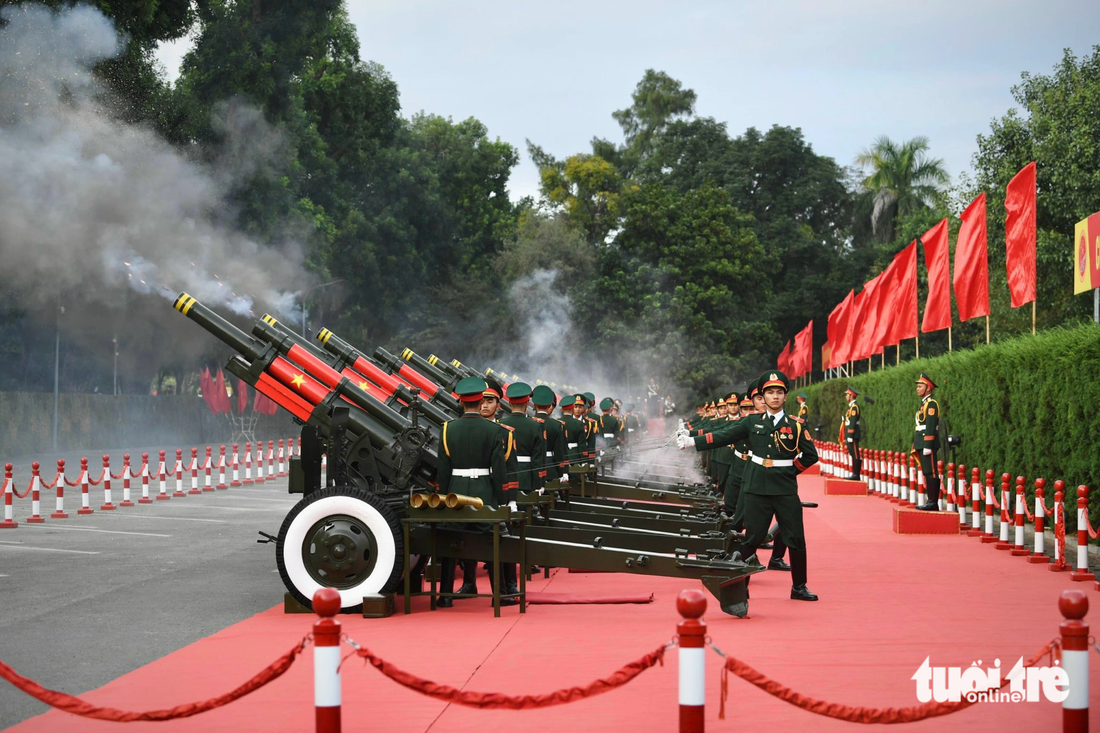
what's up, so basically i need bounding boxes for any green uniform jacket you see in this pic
[559,415,588,466]
[596,413,623,447]
[583,415,598,461]
[797,402,808,422]
[437,414,508,508]
[694,412,818,496]
[536,411,569,482]
[912,396,941,453]
[844,401,861,441]
[711,416,735,466]
[623,413,641,443]
[500,413,546,492]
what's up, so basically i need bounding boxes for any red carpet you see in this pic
[526,591,654,604]
[5,474,1099,732]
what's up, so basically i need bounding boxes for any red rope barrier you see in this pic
[350,643,667,709]
[87,469,106,487]
[718,640,1057,724]
[13,478,34,499]
[0,638,307,721]
[1083,512,1099,541]
[1054,504,1067,569]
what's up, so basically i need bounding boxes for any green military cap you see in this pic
[456,377,489,403]
[506,382,533,402]
[846,386,859,397]
[739,393,753,407]
[916,372,936,390]
[759,370,790,392]
[484,373,505,394]
[797,392,807,401]
[532,384,556,406]
[599,397,614,411]
[572,393,586,407]
[583,391,595,406]
[746,378,760,399]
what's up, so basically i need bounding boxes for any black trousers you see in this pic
[713,462,731,495]
[917,449,941,505]
[738,493,807,587]
[847,439,861,479]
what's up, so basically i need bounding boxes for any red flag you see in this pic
[253,390,279,416]
[852,273,885,361]
[920,218,951,333]
[887,241,918,344]
[825,290,855,368]
[793,321,813,377]
[199,367,220,415]
[953,193,990,322]
[777,341,791,373]
[214,368,231,414]
[236,379,248,414]
[1005,162,1037,308]
[870,258,899,350]
[846,288,867,361]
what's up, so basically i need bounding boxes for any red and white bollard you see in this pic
[230,443,242,487]
[202,446,214,492]
[77,457,94,515]
[1011,476,1029,556]
[157,450,171,501]
[968,467,982,536]
[189,448,202,495]
[677,589,706,733]
[980,469,998,542]
[899,459,910,507]
[216,445,228,490]
[996,473,1012,549]
[944,462,955,513]
[1070,486,1093,582]
[312,588,342,733]
[1051,481,1069,572]
[1,464,16,528]
[27,462,45,523]
[296,436,302,457]
[138,453,153,505]
[1030,478,1048,563]
[886,451,897,501]
[267,440,276,481]
[1058,590,1089,733]
[277,439,287,477]
[243,442,254,485]
[99,455,116,511]
[51,459,69,519]
[173,449,186,498]
[254,442,265,484]
[119,454,134,507]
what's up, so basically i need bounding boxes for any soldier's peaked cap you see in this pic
[456,377,489,402]
[599,397,614,410]
[746,378,760,399]
[846,386,859,397]
[505,382,533,401]
[915,372,937,390]
[531,385,556,406]
[759,370,790,392]
[583,391,596,405]
[572,394,586,407]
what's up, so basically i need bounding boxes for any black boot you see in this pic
[787,549,817,600]
[456,559,478,596]
[438,558,456,608]
[790,584,819,601]
[487,565,517,606]
[918,477,941,511]
[503,563,520,601]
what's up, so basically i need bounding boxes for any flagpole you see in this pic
[948,327,952,352]
[1032,301,1036,335]
[985,315,990,344]
[915,334,919,359]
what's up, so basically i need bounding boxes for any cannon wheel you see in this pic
[276,486,404,611]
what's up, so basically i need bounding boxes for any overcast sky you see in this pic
[156,1,1100,202]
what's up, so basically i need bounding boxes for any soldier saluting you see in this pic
[843,387,862,480]
[913,373,942,511]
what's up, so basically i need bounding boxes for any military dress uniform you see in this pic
[690,371,819,601]
[559,394,589,471]
[843,388,862,480]
[501,383,547,494]
[533,385,568,483]
[796,393,808,422]
[709,398,735,498]
[913,373,942,511]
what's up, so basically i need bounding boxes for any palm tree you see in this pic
[856,136,949,242]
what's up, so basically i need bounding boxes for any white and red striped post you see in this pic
[1030,478,1048,563]
[77,457,94,515]
[51,459,68,519]
[254,442,265,484]
[1051,481,1069,572]
[138,453,153,504]
[968,467,983,536]
[941,461,953,512]
[27,462,45,523]
[157,450,171,501]
[277,439,287,477]
[980,469,998,542]
[202,446,214,492]
[908,455,919,506]
[266,440,276,481]
[886,451,897,501]
[216,445,228,489]
[296,436,302,457]
[99,455,116,511]
[996,473,1013,550]
[189,448,202,495]
[312,588,342,733]
[119,454,134,507]
[1070,486,1093,582]
[1059,590,1089,733]
[173,449,186,498]
[243,442,254,485]
[230,443,242,487]
[677,589,706,733]
[1,463,16,528]
[949,464,963,524]
[1011,476,1029,556]
[899,459,910,507]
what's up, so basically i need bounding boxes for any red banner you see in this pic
[887,241,918,344]
[236,379,249,415]
[852,273,885,361]
[792,320,813,378]
[953,193,990,322]
[777,340,791,374]
[824,290,854,368]
[920,218,951,332]
[213,368,231,414]
[1005,162,1037,308]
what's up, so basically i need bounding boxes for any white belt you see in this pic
[516,456,532,463]
[915,425,926,431]
[452,468,490,478]
[602,433,614,438]
[546,451,554,458]
[734,450,747,459]
[750,455,794,467]
[567,443,578,448]
[628,429,635,433]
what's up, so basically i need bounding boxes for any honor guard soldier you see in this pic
[436,377,510,608]
[596,397,623,451]
[559,394,589,472]
[680,370,819,605]
[722,388,756,523]
[709,397,734,498]
[796,392,808,422]
[913,373,942,511]
[622,403,641,445]
[843,387,862,480]
[582,392,599,465]
[532,385,568,483]
[502,383,546,494]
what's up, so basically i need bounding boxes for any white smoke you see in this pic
[0,4,307,320]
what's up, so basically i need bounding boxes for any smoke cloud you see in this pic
[0,4,309,382]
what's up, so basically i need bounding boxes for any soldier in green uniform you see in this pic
[622,403,641,445]
[722,388,756,523]
[533,385,568,484]
[796,392,808,422]
[436,377,510,608]
[596,397,623,452]
[913,373,942,511]
[502,382,546,494]
[680,370,819,604]
[843,387,862,480]
[582,392,599,466]
[559,394,589,473]
[709,397,734,498]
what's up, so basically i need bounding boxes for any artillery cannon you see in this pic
[173,293,761,616]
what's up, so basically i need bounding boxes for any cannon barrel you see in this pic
[397,348,459,392]
[424,354,468,382]
[373,346,462,414]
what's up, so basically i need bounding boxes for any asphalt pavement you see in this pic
[0,477,300,729]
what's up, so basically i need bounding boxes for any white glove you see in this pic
[507,501,518,513]
[922,448,932,456]
[676,433,692,450]
[846,438,853,443]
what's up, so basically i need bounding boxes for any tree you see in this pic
[856,136,949,243]
[529,146,623,246]
[611,69,697,170]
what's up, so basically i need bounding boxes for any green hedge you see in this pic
[801,324,1100,531]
